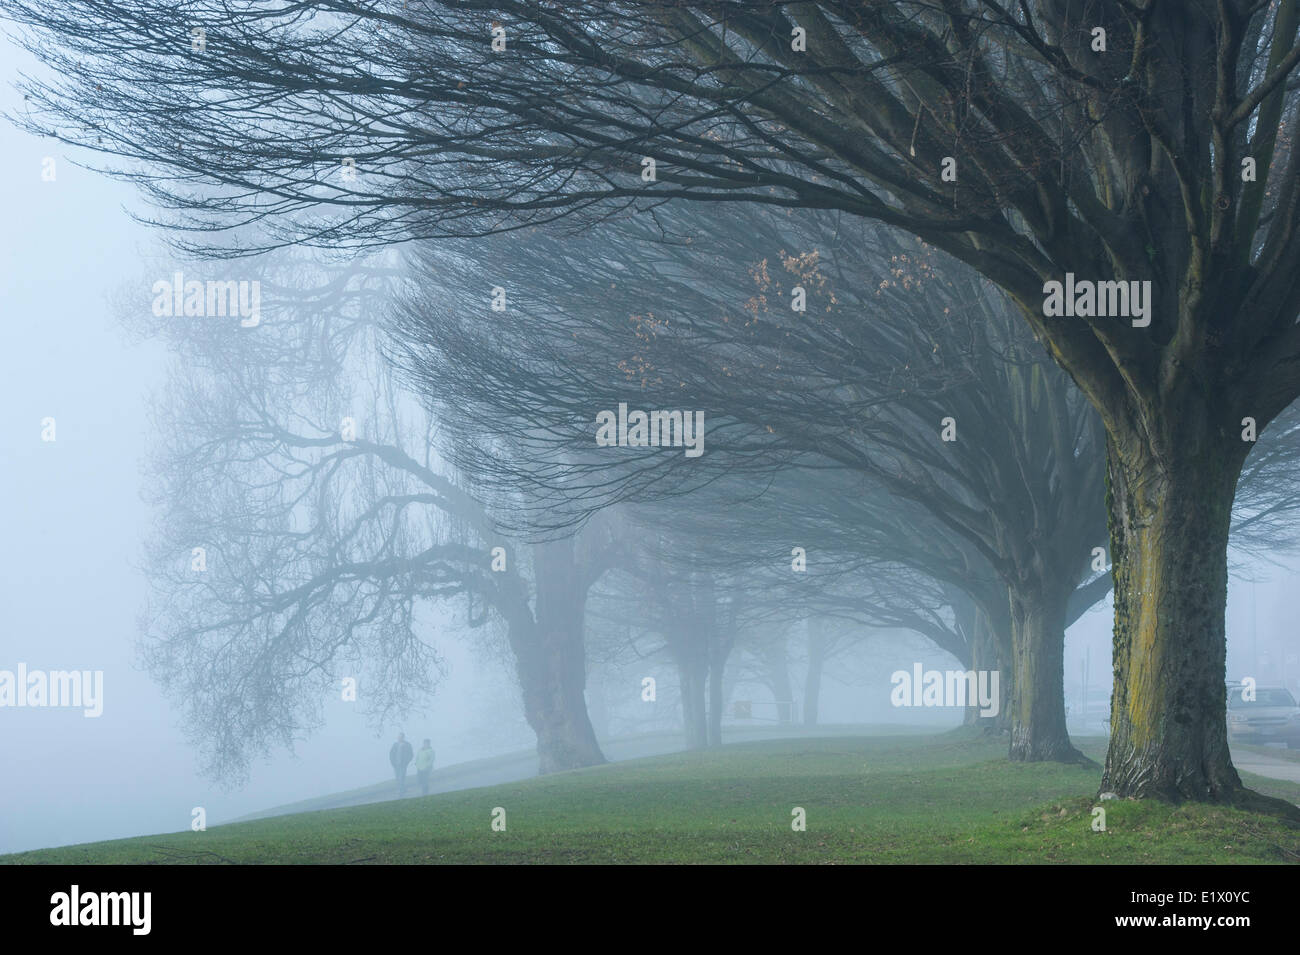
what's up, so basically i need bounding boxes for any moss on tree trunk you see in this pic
[1101,430,1245,800]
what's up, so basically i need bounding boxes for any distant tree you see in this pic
[130,249,616,777]
[650,463,1011,728]
[13,0,1300,805]
[802,618,850,728]
[395,192,1300,762]
[391,206,1108,762]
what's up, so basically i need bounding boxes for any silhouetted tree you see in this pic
[391,207,1106,762]
[13,0,1300,804]
[130,249,615,776]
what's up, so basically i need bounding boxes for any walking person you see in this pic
[389,732,414,797]
[414,738,435,796]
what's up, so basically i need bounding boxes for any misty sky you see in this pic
[1,33,1296,857]
[0,54,534,851]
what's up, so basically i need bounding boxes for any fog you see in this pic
[0,48,541,853]
[2,19,1299,862]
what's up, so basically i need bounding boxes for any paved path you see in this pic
[1231,747,1300,784]
[234,727,1300,824]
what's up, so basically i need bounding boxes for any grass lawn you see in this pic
[7,733,1299,864]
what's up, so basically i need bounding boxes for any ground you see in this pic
[6,732,1300,864]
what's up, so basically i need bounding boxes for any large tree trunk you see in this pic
[965,605,1009,733]
[1100,432,1246,800]
[707,629,734,747]
[1007,582,1082,763]
[515,625,607,774]
[512,538,606,774]
[761,636,795,722]
[706,653,724,747]
[803,624,827,727]
[678,650,709,749]
[721,659,741,722]
[957,596,982,728]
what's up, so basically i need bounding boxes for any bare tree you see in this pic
[391,206,1107,762]
[131,248,617,776]
[12,0,1300,804]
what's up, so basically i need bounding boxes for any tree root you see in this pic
[1228,787,1300,825]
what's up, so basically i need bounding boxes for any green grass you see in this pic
[7,733,1299,864]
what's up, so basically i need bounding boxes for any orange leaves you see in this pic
[615,355,659,389]
[628,311,667,342]
[778,248,823,288]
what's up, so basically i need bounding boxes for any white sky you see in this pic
[1,33,1297,856]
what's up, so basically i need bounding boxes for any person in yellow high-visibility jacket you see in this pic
[414,739,435,796]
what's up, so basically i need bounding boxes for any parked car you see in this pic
[1226,683,1300,748]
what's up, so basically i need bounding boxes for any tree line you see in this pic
[10,0,1300,810]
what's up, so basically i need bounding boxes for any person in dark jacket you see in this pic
[389,733,414,796]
